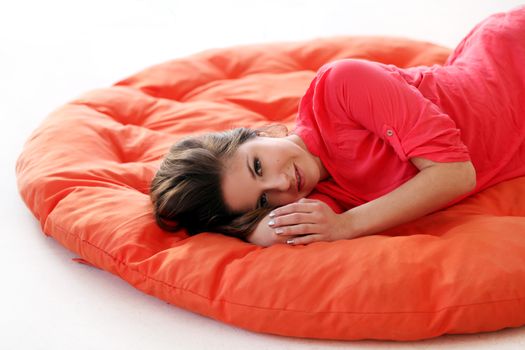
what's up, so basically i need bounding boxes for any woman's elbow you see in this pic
[463,161,477,192]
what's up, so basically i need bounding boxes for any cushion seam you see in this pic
[51,221,525,315]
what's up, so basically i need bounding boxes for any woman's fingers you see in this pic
[265,199,341,245]
[272,223,316,236]
[269,200,320,224]
[286,234,322,245]
[268,212,313,229]
[297,198,318,203]
[267,199,330,238]
[270,198,315,217]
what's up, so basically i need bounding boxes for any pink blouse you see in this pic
[295,10,525,213]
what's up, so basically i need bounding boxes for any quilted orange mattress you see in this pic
[16,36,525,341]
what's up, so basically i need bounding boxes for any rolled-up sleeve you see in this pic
[321,59,471,163]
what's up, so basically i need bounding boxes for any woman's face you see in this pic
[221,134,326,213]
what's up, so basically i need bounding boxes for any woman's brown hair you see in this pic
[150,126,285,239]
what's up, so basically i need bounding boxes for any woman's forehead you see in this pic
[244,135,282,149]
[232,137,264,157]
[222,147,257,212]
[228,135,287,167]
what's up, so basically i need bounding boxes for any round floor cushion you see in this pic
[16,36,525,341]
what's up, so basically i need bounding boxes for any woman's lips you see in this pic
[295,164,302,192]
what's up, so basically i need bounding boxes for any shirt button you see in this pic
[386,129,394,137]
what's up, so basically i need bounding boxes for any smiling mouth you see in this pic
[294,164,301,192]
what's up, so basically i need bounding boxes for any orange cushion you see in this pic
[16,36,525,341]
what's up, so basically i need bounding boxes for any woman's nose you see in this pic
[265,173,291,192]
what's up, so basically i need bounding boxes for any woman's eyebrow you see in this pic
[246,155,255,180]
[246,155,258,210]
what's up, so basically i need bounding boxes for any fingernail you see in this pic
[286,239,294,245]
[275,228,283,235]
[269,211,275,217]
[268,220,275,226]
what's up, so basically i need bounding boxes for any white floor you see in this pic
[2,1,525,349]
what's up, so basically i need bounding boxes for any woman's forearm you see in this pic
[341,163,476,238]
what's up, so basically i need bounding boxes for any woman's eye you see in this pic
[254,158,262,176]
[259,193,268,208]
[254,158,266,207]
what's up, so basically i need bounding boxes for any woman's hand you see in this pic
[246,212,296,247]
[267,198,352,245]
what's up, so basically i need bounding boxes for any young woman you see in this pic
[150,6,525,247]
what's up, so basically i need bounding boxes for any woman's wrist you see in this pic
[338,210,365,240]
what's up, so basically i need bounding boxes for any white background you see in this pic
[2,1,525,349]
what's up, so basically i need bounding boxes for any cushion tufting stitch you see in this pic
[16,36,525,341]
